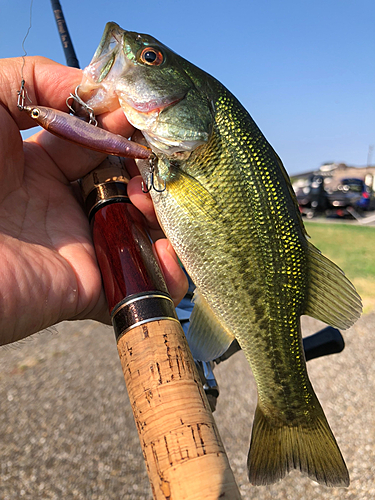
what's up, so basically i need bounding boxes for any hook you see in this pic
[141,155,167,193]
[141,178,151,194]
[66,85,98,126]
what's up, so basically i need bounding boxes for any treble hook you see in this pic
[66,85,98,126]
[141,155,167,193]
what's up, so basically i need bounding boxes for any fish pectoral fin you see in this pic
[185,289,235,361]
[248,402,349,487]
[167,167,221,222]
[303,242,362,329]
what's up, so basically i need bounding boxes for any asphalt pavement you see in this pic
[0,313,374,499]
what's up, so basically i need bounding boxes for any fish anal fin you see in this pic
[186,289,235,361]
[248,403,349,487]
[304,242,362,329]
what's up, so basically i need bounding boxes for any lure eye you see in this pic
[31,108,40,119]
[139,47,163,66]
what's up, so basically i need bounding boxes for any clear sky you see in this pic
[1,0,374,175]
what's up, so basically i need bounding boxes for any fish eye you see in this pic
[139,47,163,66]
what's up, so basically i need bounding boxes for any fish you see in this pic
[79,22,362,487]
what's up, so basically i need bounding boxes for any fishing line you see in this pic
[17,0,34,109]
[21,0,34,73]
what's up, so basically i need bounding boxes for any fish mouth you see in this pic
[90,22,124,83]
[78,22,184,117]
[78,22,126,114]
[123,95,184,114]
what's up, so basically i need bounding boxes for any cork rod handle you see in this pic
[117,318,242,499]
[83,158,241,499]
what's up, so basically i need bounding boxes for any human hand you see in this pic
[0,56,187,345]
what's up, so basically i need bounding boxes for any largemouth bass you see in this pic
[80,22,362,487]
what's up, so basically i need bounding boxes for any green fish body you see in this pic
[80,23,362,486]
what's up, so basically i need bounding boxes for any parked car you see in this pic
[295,174,328,217]
[295,176,373,218]
[326,178,372,216]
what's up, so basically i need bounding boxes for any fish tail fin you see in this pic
[247,403,349,487]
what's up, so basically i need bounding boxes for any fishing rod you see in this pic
[50,0,79,68]
[49,2,241,498]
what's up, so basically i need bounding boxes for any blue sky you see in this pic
[1,0,374,175]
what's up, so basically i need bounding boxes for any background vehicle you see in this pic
[295,174,329,217]
[326,178,372,216]
[295,176,373,218]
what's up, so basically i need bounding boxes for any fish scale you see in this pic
[79,22,362,487]
[156,86,314,417]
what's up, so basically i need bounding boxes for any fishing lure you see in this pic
[17,82,151,160]
[22,104,151,160]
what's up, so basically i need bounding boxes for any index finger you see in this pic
[0,56,134,181]
[1,56,134,136]
[0,56,82,129]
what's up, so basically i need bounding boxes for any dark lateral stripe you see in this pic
[112,292,179,342]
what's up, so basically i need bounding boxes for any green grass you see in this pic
[305,222,375,313]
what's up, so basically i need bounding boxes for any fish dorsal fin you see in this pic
[303,242,362,329]
[272,148,309,237]
[185,289,235,361]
